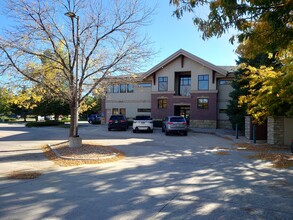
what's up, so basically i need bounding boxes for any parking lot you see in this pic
[0,123,293,219]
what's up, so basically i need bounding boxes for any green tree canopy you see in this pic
[170,0,293,56]
[0,87,12,115]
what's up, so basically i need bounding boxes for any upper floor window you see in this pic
[127,84,134,93]
[158,76,168,91]
[180,76,191,96]
[107,85,113,93]
[120,84,126,93]
[107,84,134,93]
[113,84,119,93]
[198,75,209,90]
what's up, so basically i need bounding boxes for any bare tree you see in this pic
[0,0,154,147]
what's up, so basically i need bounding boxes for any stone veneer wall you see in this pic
[267,116,284,145]
[217,120,232,129]
[189,120,217,128]
[245,116,252,139]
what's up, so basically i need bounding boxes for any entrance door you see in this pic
[174,105,190,118]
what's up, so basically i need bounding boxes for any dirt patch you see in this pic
[234,143,293,169]
[234,143,288,151]
[42,141,125,166]
[7,170,42,179]
[247,153,293,169]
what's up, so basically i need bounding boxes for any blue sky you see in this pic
[0,0,238,73]
[144,1,239,70]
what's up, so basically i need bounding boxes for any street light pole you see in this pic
[65,11,80,138]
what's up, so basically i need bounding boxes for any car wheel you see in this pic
[89,120,93,124]
[108,128,111,131]
[183,131,188,136]
[162,126,165,132]
[133,129,136,133]
[165,130,169,136]
[150,129,153,133]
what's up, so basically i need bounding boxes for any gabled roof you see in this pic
[143,49,228,78]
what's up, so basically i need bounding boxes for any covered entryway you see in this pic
[174,105,190,118]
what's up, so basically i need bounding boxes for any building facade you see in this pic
[102,49,235,129]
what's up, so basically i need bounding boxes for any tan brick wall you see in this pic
[267,116,284,145]
[245,116,252,139]
[217,120,232,129]
[190,120,217,128]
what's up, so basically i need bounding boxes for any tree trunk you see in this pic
[69,101,82,148]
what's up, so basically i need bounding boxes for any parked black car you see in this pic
[108,114,128,131]
[87,114,101,124]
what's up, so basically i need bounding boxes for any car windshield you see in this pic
[170,117,185,122]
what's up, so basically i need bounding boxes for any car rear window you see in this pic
[135,116,152,120]
[110,115,125,120]
[170,117,185,122]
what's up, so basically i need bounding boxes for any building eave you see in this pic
[142,49,228,79]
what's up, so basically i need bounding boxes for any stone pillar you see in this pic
[267,116,284,145]
[245,116,252,139]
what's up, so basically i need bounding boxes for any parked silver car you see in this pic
[162,116,188,136]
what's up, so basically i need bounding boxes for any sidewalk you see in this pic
[190,127,248,144]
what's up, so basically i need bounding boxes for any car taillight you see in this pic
[120,120,126,122]
[182,122,187,125]
[109,120,113,123]
[167,122,173,125]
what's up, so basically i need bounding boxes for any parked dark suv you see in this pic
[108,114,128,131]
[87,114,101,124]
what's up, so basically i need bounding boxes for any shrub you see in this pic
[26,121,65,127]
[0,116,17,122]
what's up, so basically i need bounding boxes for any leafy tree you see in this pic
[10,86,43,121]
[227,54,278,128]
[0,0,154,146]
[0,87,12,115]
[238,65,288,123]
[80,96,101,116]
[170,0,293,124]
[170,0,293,55]
[32,98,70,121]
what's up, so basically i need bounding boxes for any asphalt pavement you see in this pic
[0,123,292,220]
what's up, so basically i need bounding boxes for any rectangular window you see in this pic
[137,108,151,112]
[219,109,227,113]
[107,85,113,93]
[197,98,209,109]
[158,77,168,91]
[158,99,167,109]
[113,84,119,93]
[120,108,126,115]
[180,76,191,96]
[198,75,209,90]
[120,84,126,93]
[127,84,134,93]
[112,108,119,114]
[219,80,232,85]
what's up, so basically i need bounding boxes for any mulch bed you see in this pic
[42,141,125,166]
